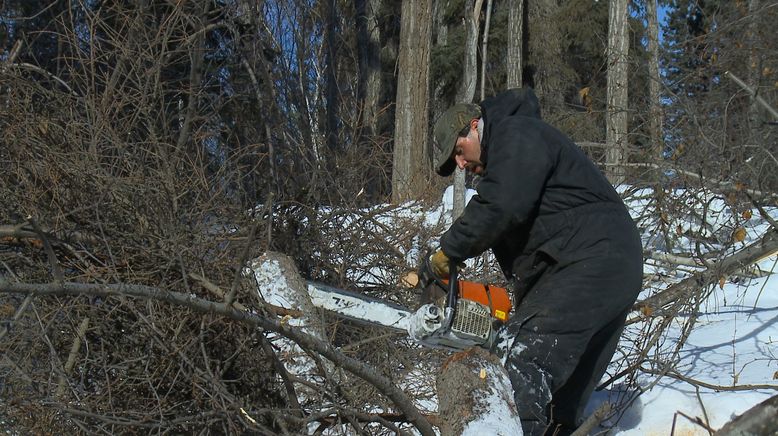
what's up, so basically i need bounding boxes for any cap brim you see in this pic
[437,158,456,177]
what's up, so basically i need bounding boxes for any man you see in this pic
[429,88,642,436]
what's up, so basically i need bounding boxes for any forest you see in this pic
[0,0,776,434]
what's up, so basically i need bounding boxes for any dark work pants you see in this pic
[495,251,641,436]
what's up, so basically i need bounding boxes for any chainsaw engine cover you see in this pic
[407,298,496,351]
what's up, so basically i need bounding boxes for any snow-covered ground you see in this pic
[591,265,777,435]
[258,185,777,435]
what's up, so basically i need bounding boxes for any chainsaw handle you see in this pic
[445,260,459,311]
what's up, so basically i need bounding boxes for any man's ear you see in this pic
[470,118,479,130]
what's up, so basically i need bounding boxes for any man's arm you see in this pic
[440,118,554,260]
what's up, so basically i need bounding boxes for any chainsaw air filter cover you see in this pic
[451,298,492,342]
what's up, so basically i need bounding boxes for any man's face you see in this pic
[453,119,484,175]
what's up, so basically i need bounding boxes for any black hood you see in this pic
[479,88,542,168]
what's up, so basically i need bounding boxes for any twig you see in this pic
[571,402,612,436]
[635,228,778,314]
[57,317,90,398]
[693,385,713,435]
[27,216,64,282]
[640,366,778,391]
[675,410,716,434]
[723,70,778,121]
[225,216,263,305]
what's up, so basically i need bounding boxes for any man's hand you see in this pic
[430,249,453,278]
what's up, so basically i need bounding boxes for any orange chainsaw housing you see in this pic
[442,280,513,322]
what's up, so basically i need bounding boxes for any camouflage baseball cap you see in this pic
[432,103,482,176]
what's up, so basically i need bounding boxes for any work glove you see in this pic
[429,249,462,279]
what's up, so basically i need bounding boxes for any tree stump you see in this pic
[436,347,523,435]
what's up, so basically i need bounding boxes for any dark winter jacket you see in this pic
[440,88,642,295]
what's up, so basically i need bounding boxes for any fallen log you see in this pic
[436,347,522,436]
[635,228,778,315]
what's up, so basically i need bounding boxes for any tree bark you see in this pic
[392,0,432,203]
[506,0,523,89]
[526,0,563,112]
[605,0,630,185]
[747,0,761,131]
[436,347,522,435]
[453,0,481,219]
[325,0,340,154]
[480,0,493,101]
[356,0,383,138]
[646,0,663,156]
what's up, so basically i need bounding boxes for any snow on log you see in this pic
[714,393,778,435]
[250,252,327,341]
[249,252,336,379]
[436,347,523,436]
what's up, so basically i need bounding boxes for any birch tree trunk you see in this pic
[392,0,432,203]
[605,0,629,185]
[506,0,523,89]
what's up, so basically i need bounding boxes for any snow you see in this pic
[462,365,524,435]
[592,271,778,435]
[255,184,777,435]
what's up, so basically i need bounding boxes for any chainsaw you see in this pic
[305,257,512,351]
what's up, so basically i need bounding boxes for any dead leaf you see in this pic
[640,305,653,317]
[0,304,15,318]
[578,87,593,113]
[733,227,746,242]
[719,277,726,289]
[742,210,752,220]
[773,371,777,380]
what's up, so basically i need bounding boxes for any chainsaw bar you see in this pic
[305,282,412,333]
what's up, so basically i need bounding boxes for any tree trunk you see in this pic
[480,0,493,101]
[435,347,522,435]
[646,0,663,156]
[453,0,481,219]
[506,0,523,89]
[456,0,479,104]
[432,0,450,120]
[325,0,339,155]
[356,0,382,138]
[605,0,629,185]
[527,0,563,113]
[392,0,432,203]
[747,0,761,131]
